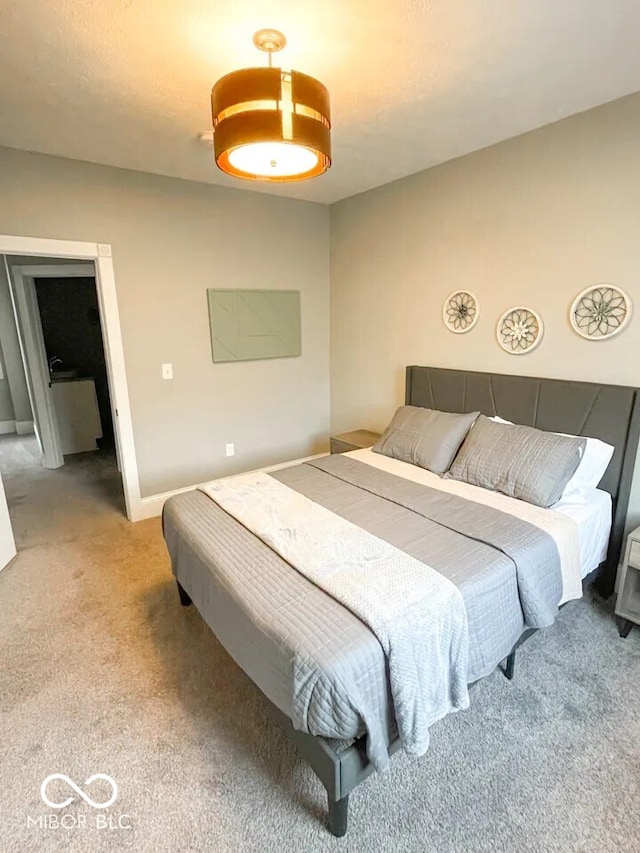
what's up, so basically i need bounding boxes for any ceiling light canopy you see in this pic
[211,29,331,183]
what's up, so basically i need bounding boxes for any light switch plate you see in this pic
[225,443,235,457]
[162,363,173,380]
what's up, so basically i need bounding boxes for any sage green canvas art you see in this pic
[207,289,301,363]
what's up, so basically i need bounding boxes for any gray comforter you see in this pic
[162,455,564,769]
[199,467,470,770]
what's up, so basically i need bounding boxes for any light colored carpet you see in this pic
[0,434,128,550]
[1,436,639,852]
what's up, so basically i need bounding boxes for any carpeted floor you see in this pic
[1,435,639,852]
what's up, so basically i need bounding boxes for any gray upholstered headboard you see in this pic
[405,366,640,597]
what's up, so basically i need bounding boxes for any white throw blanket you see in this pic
[200,471,470,764]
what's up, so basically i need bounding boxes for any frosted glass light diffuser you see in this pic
[228,142,318,178]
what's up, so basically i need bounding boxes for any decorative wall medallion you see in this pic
[497,307,543,355]
[442,291,479,333]
[570,284,632,340]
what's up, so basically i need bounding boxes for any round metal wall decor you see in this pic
[570,284,632,340]
[442,291,479,334]
[496,306,544,355]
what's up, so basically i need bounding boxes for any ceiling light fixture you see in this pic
[210,29,331,182]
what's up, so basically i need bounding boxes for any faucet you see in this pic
[48,356,63,373]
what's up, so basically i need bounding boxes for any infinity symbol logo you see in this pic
[40,774,118,810]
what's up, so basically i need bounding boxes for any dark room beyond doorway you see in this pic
[34,276,115,448]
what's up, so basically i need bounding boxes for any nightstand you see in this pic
[330,429,382,454]
[615,525,640,637]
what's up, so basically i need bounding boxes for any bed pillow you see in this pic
[448,415,586,507]
[490,416,613,495]
[372,406,480,474]
[558,435,614,494]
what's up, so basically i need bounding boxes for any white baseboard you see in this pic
[0,420,16,435]
[133,453,328,522]
[15,420,34,435]
[133,484,197,522]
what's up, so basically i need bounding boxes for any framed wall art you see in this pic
[208,289,301,363]
[496,306,544,355]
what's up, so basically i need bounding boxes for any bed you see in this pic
[162,366,640,836]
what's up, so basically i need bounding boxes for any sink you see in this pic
[51,369,80,381]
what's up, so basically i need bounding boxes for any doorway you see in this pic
[9,262,118,465]
[35,272,115,452]
[1,256,127,535]
[0,236,140,547]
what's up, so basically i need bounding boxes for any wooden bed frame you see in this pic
[177,366,640,837]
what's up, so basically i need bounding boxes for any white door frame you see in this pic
[0,235,140,521]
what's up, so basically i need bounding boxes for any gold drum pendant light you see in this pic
[211,29,331,182]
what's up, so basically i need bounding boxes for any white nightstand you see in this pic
[615,525,640,638]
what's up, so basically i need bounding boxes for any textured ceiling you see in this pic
[1,1,639,204]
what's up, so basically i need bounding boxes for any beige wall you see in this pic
[330,92,640,529]
[0,147,330,497]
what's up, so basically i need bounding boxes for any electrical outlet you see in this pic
[161,363,173,380]
[225,443,235,457]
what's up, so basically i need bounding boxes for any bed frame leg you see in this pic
[176,581,192,607]
[502,650,516,681]
[619,618,634,638]
[327,794,349,837]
